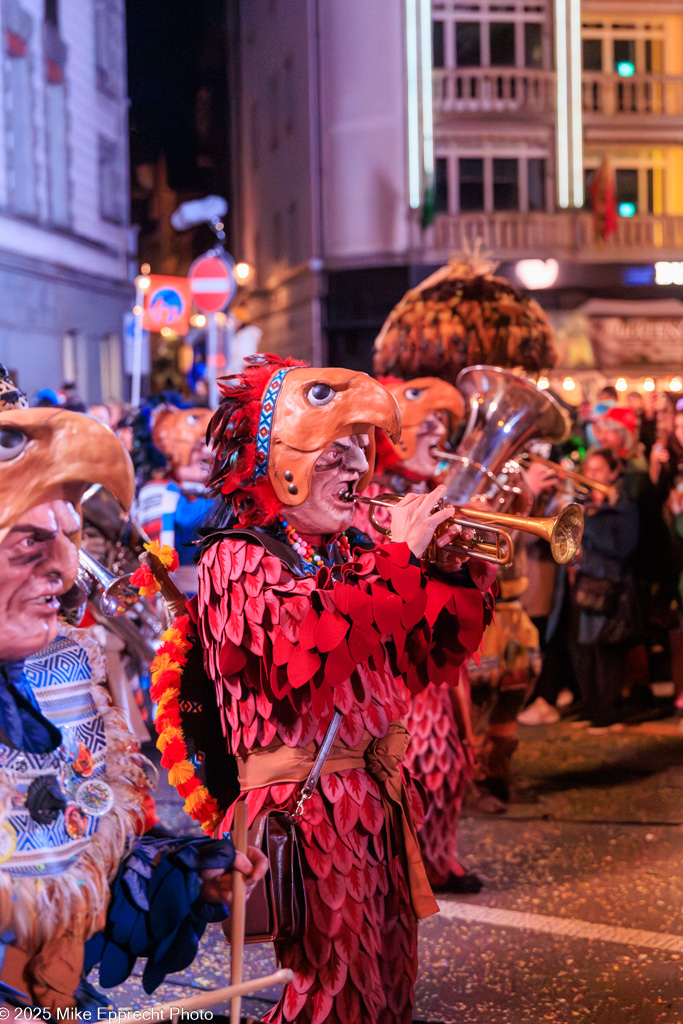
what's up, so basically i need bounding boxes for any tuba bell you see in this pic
[441,365,569,507]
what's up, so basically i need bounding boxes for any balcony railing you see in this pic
[433,68,556,118]
[433,211,683,261]
[582,73,683,117]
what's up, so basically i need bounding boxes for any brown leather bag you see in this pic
[225,711,343,945]
[240,809,306,943]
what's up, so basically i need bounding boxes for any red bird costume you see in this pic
[171,357,494,1024]
[355,377,490,890]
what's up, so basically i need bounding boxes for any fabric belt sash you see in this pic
[237,722,438,920]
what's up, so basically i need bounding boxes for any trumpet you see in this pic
[342,489,584,566]
[77,549,141,617]
[520,452,619,503]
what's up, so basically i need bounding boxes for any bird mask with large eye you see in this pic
[0,408,135,545]
[262,367,401,505]
[382,377,465,461]
[152,406,214,471]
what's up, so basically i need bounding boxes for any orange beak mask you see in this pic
[152,407,214,470]
[383,377,465,461]
[254,367,401,506]
[0,408,135,546]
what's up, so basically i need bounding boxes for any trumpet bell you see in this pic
[77,549,139,617]
[548,503,584,564]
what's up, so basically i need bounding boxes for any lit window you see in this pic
[614,39,636,76]
[616,168,638,217]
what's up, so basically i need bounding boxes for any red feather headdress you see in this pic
[206,353,307,525]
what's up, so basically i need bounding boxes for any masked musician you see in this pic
[135,405,214,594]
[352,377,487,892]
[163,355,495,1024]
[0,370,266,1013]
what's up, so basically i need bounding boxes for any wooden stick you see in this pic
[116,968,294,1023]
[230,800,249,1024]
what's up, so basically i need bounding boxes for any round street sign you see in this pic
[188,252,237,314]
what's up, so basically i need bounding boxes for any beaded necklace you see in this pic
[281,519,351,574]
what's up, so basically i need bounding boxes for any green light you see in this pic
[619,202,636,218]
[617,61,635,77]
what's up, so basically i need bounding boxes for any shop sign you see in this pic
[589,315,683,368]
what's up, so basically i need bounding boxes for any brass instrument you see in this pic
[435,447,533,515]
[520,452,619,503]
[77,549,140,617]
[343,490,584,566]
[442,365,569,506]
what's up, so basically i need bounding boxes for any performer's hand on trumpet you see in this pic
[388,484,472,563]
[199,845,269,909]
[523,459,560,498]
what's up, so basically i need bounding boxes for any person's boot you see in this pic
[463,780,507,814]
[483,734,519,803]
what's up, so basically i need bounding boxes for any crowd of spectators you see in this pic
[519,387,683,732]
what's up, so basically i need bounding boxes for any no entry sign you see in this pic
[188,252,237,314]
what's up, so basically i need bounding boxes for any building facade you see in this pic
[233,0,683,392]
[0,0,132,404]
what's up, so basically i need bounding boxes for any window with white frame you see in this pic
[44,20,69,227]
[435,150,549,214]
[584,161,663,216]
[435,156,449,212]
[4,2,37,217]
[94,0,123,97]
[432,0,551,70]
[99,135,125,224]
[581,20,665,77]
[45,73,69,225]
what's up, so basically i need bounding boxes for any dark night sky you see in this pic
[126,0,228,194]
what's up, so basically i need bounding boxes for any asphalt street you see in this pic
[104,717,683,1023]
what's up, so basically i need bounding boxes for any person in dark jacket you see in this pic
[570,448,640,729]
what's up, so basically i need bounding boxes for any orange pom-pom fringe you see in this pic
[150,615,222,834]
